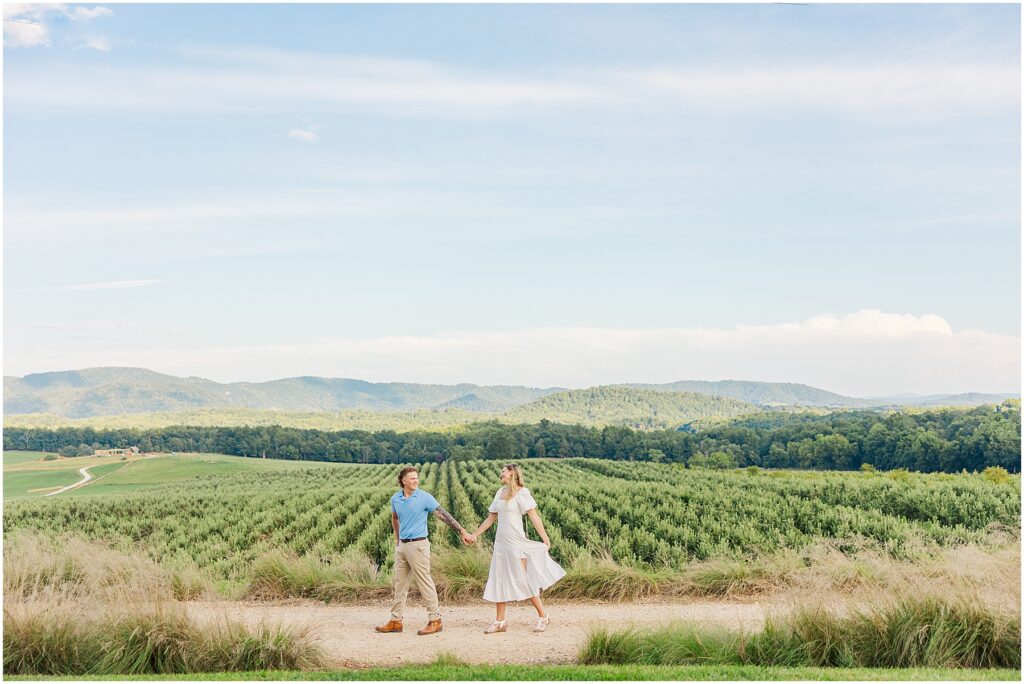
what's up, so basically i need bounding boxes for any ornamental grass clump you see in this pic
[547,552,660,601]
[3,531,213,603]
[432,546,490,601]
[580,593,1020,669]
[245,548,389,602]
[3,603,324,675]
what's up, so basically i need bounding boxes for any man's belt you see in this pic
[400,536,427,543]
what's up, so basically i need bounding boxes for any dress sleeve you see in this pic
[488,488,504,514]
[517,488,538,515]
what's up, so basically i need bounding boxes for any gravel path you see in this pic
[185,599,776,666]
[45,467,93,496]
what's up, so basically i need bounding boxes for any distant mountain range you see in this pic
[503,386,758,429]
[2,368,559,418]
[3,387,762,432]
[622,380,866,408]
[3,367,1018,421]
[865,392,1021,408]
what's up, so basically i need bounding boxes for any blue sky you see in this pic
[3,3,1020,395]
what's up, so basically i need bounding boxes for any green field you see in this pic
[3,468,86,500]
[3,451,343,501]
[2,451,55,465]
[4,453,1018,578]
[4,451,1019,680]
[4,451,132,500]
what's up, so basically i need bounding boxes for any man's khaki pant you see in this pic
[390,539,440,621]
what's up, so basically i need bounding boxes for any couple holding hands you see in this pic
[375,463,565,636]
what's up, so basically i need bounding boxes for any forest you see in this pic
[3,401,1018,473]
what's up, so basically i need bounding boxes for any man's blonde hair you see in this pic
[397,466,418,487]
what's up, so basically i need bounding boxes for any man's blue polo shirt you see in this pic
[391,488,440,540]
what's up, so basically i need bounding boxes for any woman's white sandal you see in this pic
[484,620,508,634]
[533,616,550,632]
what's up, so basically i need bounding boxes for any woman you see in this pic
[466,463,566,633]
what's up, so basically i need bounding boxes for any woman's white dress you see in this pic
[483,487,566,603]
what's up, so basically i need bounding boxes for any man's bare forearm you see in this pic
[433,506,465,533]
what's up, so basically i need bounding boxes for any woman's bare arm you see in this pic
[470,512,498,539]
[526,509,551,547]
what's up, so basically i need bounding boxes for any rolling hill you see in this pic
[623,380,869,407]
[3,368,561,418]
[4,368,1016,427]
[866,392,1020,408]
[2,388,760,432]
[503,386,760,429]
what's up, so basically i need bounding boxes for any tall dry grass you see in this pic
[581,591,1020,669]
[244,547,391,601]
[4,602,324,675]
[3,533,325,675]
[4,531,212,603]
[580,531,1021,669]
[6,529,1019,604]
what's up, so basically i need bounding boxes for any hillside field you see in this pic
[4,450,1019,679]
[4,452,1018,578]
[2,450,341,501]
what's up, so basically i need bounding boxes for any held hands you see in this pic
[460,530,476,545]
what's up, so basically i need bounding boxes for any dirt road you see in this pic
[186,599,776,667]
[46,467,93,496]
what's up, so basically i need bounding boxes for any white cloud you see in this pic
[3,44,1017,122]
[33,319,141,331]
[3,17,48,47]
[4,196,337,245]
[1,47,607,116]
[10,279,164,293]
[2,187,551,245]
[5,310,1018,396]
[67,6,112,21]
[613,64,1019,119]
[3,4,111,49]
[287,128,318,143]
[66,279,163,291]
[77,36,110,51]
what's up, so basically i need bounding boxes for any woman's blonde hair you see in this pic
[502,463,525,500]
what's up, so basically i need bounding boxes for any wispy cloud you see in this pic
[67,6,112,21]
[4,187,608,245]
[10,279,164,294]
[4,47,602,117]
[3,196,348,245]
[287,125,320,143]
[33,319,141,331]
[67,279,164,291]
[3,4,111,49]
[77,36,110,51]
[6,310,1018,396]
[4,44,1017,122]
[3,16,48,47]
[613,64,1019,120]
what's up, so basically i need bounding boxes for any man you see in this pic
[375,466,474,635]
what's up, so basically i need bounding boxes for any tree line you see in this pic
[3,401,1019,473]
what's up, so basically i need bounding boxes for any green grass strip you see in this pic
[6,664,1022,681]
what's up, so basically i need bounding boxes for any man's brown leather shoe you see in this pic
[375,620,403,633]
[417,619,442,635]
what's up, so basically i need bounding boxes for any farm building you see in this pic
[94,447,140,457]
